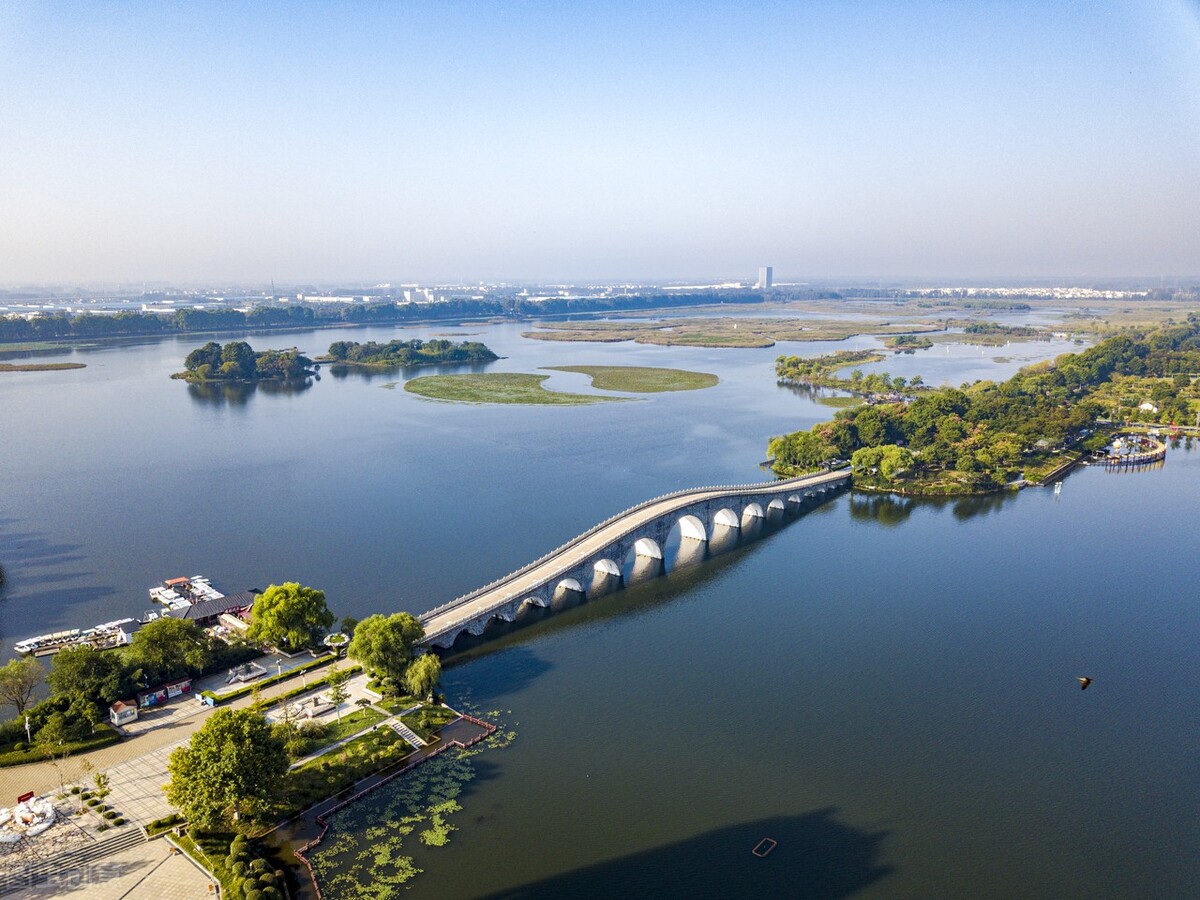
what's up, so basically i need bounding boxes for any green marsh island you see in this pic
[404,372,626,405]
[403,365,718,404]
[543,365,718,392]
[0,362,86,373]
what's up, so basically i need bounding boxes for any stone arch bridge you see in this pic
[419,469,851,649]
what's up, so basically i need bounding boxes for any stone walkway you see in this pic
[6,840,215,899]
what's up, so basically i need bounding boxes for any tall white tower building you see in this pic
[756,266,773,290]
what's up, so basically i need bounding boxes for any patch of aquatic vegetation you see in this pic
[543,364,718,392]
[307,711,516,897]
[380,381,399,389]
[816,395,862,408]
[522,317,944,348]
[404,372,627,405]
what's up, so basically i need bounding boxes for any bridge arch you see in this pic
[593,558,621,578]
[767,498,786,514]
[713,508,740,529]
[677,514,707,542]
[634,537,663,559]
[741,502,765,526]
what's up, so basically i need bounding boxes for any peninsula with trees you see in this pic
[768,319,1200,495]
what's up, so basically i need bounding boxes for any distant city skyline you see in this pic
[1,1,1199,283]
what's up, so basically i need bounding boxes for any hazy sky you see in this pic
[1,1,1198,284]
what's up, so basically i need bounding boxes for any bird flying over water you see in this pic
[1078,677,1092,690]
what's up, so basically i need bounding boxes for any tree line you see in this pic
[0,292,764,344]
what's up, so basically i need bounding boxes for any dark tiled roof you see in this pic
[166,589,258,622]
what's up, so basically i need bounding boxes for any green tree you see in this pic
[767,430,836,471]
[403,653,442,701]
[185,341,222,371]
[0,656,44,715]
[166,708,287,830]
[853,407,889,447]
[220,341,258,378]
[326,667,349,723]
[92,770,111,803]
[347,613,424,683]
[48,646,131,712]
[125,617,213,685]
[246,583,334,652]
[851,446,884,472]
[878,445,916,480]
[35,712,73,798]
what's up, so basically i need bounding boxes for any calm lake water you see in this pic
[2,318,1196,898]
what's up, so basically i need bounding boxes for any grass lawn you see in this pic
[404,372,626,405]
[173,831,237,895]
[543,365,718,393]
[303,707,386,751]
[376,694,420,714]
[283,729,410,813]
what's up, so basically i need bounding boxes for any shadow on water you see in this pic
[186,376,315,406]
[479,809,893,900]
[441,645,554,706]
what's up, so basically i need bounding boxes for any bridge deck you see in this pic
[418,469,850,645]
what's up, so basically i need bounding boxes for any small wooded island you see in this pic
[173,340,314,383]
[769,319,1200,495]
[319,338,498,367]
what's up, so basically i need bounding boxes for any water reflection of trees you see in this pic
[186,376,314,406]
[778,382,856,405]
[948,492,1013,520]
[849,489,1016,524]
[326,360,497,383]
[848,493,914,526]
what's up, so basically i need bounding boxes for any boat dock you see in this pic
[12,575,247,657]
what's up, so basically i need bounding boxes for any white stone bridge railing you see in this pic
[417,468,850,644]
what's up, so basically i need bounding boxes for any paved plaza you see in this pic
[8,839,215,899]
[102,741,189,828]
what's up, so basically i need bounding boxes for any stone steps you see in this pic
[388,720,427,748]
[0,824,145,895]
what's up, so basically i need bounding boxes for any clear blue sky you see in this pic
[1,0,1198,284]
